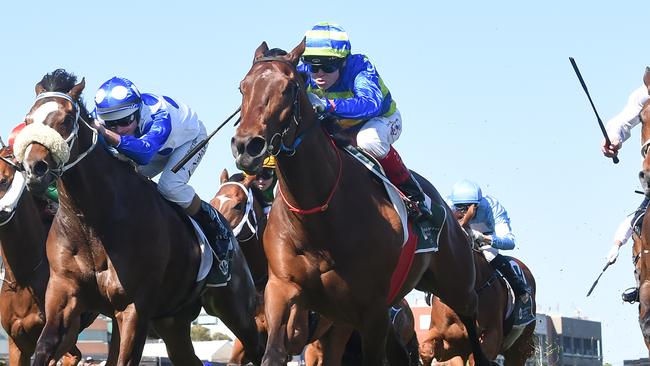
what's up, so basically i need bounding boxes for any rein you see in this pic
[217,181,258,242]
[32,92,99,177]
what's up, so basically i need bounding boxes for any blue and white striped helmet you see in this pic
[95,77,142,121]
[450,179,483,205]
[303,22,351,63]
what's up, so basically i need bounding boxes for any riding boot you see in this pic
[190,200,231,259]
[622,287,639,303]
[378,146,433,221]
[490,254,532,303]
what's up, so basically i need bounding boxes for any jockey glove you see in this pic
[307,92,333,113]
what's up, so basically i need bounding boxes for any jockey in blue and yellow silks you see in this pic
[298,22,433,224]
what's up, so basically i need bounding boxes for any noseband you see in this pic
[31,92,98,177]
[251,57,318,156]
[217,181,259,242]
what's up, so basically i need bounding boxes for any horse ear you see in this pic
[286,38,306,66]
[69,78,86,100]
[643,67,650,92]
[35,83,45,96]
[220,169,229,184]
[254,42,269,62]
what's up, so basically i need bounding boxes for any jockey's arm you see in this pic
[327,71,384,120]
[488,198,516,250]
[604,85,648,148]
[115,109,172,165]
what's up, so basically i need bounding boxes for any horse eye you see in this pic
[233,203,244,211]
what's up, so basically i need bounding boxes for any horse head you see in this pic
[231,40,312,173]
[211,169,258,236]
[0,146,24,224]
[14,69,89,194]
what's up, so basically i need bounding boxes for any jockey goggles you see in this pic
[105,113,137,129]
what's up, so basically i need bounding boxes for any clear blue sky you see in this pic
[1,0,648,363]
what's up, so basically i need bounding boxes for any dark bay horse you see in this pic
[231,41,492,366]
[419,205,537,366]
[634,66,650,353]
[14,69,262,366]
[303,299,420,366]
[0,145,87,366]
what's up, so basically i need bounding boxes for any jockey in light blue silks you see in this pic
[602,80,650,303]
[92,76,230,257]
[448,180,533,314]
[297,22,434,229]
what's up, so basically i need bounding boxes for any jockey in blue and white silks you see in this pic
[601,81,650,303]
[93,76,229,258]
[297,22,434,228]
[448,179,532,306]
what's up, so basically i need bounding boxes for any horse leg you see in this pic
[152,314,203,366]
[639,281,650,352]
[261,277,298,366]
[8,336,31,366]
[104,317,120,366]
[32,280,82,366]
[386,324,410,366]
[303,339,325,366]
[202,246,263,364]
[59,346,82,366]
[358,307,391,366]
[502,322,536,366]
[228,338,248,365]
[113,304,151,366]
[319,324,353,366]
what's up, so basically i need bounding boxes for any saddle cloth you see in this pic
[342,145,444,252]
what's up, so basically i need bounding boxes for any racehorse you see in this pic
[635,66,650,353]
[231,40,493,366]
[0,145,90,366]
[303,299,420,366]
[419,205,537,366]
[211,170,268,365]
[15,69,263,366]
[211,169,268,288]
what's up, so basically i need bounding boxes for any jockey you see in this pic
[297,22,434,226]
[245,155,277,216]
[602,82,650,303]
[93,76,230,257]
[607,215,640,303]
[448,179,533,307]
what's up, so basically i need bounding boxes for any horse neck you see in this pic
[0,191,48,289]
[275,113,341,212]
[58,123,138,223]
[473,249,494,288]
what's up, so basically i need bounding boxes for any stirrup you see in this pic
[622,287,639,303]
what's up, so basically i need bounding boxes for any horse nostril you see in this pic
[33,161,49,178]
[246,136,267,158]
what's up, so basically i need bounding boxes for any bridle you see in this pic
[217,181,259,242]
[252,57,319,156]
[249,56,342,215]
[31,92,98,177]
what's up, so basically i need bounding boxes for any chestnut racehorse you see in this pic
[0,145,93,366]
[419,205,537,366]
[211,170,268,365]
[634,66,650,354]
[232,41,492,366]
[15,69,262,366]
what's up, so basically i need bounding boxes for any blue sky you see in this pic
[1,0,649,363]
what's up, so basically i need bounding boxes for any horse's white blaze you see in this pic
[28,101,59,125]
[213,195,232,209]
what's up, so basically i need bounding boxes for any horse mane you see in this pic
[37,69,92,119]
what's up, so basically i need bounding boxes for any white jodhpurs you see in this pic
[356,109,402,159]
